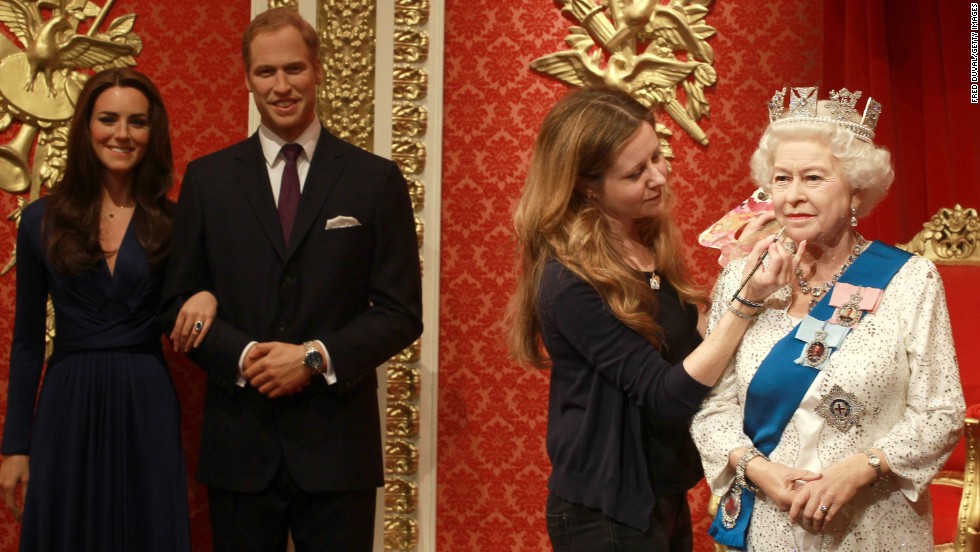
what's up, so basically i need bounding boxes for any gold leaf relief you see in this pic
[529,0,718,146]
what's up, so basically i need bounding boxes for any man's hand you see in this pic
[242,342,313,398]
[0,455,29,521]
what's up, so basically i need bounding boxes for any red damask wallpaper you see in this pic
[0,2,249,550]
[438,1,822,551]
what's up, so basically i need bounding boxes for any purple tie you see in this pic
[278,143,303,244]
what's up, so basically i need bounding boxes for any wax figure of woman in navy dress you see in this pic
[691,87,964,550]
[508,86,803,551]
[0,68,216,552]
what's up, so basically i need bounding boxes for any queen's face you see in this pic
[770,139,856,248]
[596,122,668,235]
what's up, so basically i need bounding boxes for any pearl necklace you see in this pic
[795,235,868,310]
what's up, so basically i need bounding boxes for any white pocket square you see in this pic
[325,216,361,230]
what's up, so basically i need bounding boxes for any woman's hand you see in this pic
[737,210,778,243]
[745,456,821,511]
[788,454,877,534]
[170,291,218,353]
[0,455,29,521]
[740,234,805,303]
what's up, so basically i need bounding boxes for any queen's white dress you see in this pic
[691,249,964,551]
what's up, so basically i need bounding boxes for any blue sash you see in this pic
[708,241,911,549]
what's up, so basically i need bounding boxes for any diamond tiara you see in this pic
[767,87,882,142]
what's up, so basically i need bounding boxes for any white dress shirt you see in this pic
[236,120,337,386]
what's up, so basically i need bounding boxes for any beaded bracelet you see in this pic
[733,294,764,309]
[727,303,758,322]
[735,447,767,494]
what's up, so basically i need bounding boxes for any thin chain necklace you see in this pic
[795,234,868,310]
[624,238,659,290]
[103,204,133,220]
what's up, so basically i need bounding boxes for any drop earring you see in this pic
[850,206,858,228]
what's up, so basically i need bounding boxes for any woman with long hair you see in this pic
[0,68,214,551]
[508,86,803,550]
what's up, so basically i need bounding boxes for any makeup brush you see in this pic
[732,226,786,302]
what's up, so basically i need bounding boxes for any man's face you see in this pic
[245,26,322,142]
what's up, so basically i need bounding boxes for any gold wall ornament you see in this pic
[393,29,428,64]
[384,439,420,475]
[384,477,418,514]
[405,177,425,211]
[386,400,421,438]
[392,66,428,101]
[530,0,717,146]
[383,515,419,550]
[897,205,980,265]
[394,0,429,26]
[317,0,376,149]
[392,138,426,176]
[394,338,422,363]
[392,102,428,137]
[0,0,142,272]
[413,216,424,249]
[388,362,421,402]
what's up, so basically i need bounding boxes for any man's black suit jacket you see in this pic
[161,129,423,493]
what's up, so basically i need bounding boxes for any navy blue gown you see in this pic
[1,199,190,551]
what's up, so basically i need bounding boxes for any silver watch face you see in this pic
[305,350,324,372]
[869,456,880,467]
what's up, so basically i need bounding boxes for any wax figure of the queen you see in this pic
[691,87,965,551]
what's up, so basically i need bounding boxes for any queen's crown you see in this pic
[767,87,882,142]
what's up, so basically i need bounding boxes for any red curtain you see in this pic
[823,0,980,244]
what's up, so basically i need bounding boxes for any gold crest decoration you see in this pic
[530,0,717,147]
[897,204,980,266]
[0,0,142,273]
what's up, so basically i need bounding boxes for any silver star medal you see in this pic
[815,384,866,432]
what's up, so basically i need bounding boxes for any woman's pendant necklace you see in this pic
[102,202,134,220]
[649,272,661,290]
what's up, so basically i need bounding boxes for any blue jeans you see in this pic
[545,492,693,552]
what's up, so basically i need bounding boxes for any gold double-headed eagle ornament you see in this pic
[0,0,141,273]
[531,0,717,149]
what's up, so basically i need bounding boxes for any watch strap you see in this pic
[862,449,882,485]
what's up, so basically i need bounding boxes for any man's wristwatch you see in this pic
[303,341,325,374]
[862,449,882,486]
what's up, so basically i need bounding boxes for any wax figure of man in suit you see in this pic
[160,8,422,551]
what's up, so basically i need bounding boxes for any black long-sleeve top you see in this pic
[538,259,709,531]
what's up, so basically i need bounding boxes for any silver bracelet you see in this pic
[727,303,758,322]
[733,294,764,309]
[735,447,767,494]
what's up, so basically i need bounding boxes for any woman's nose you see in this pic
[785,177,804,201]
[648,162,667,187]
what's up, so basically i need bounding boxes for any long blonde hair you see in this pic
[508,87,703,369]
